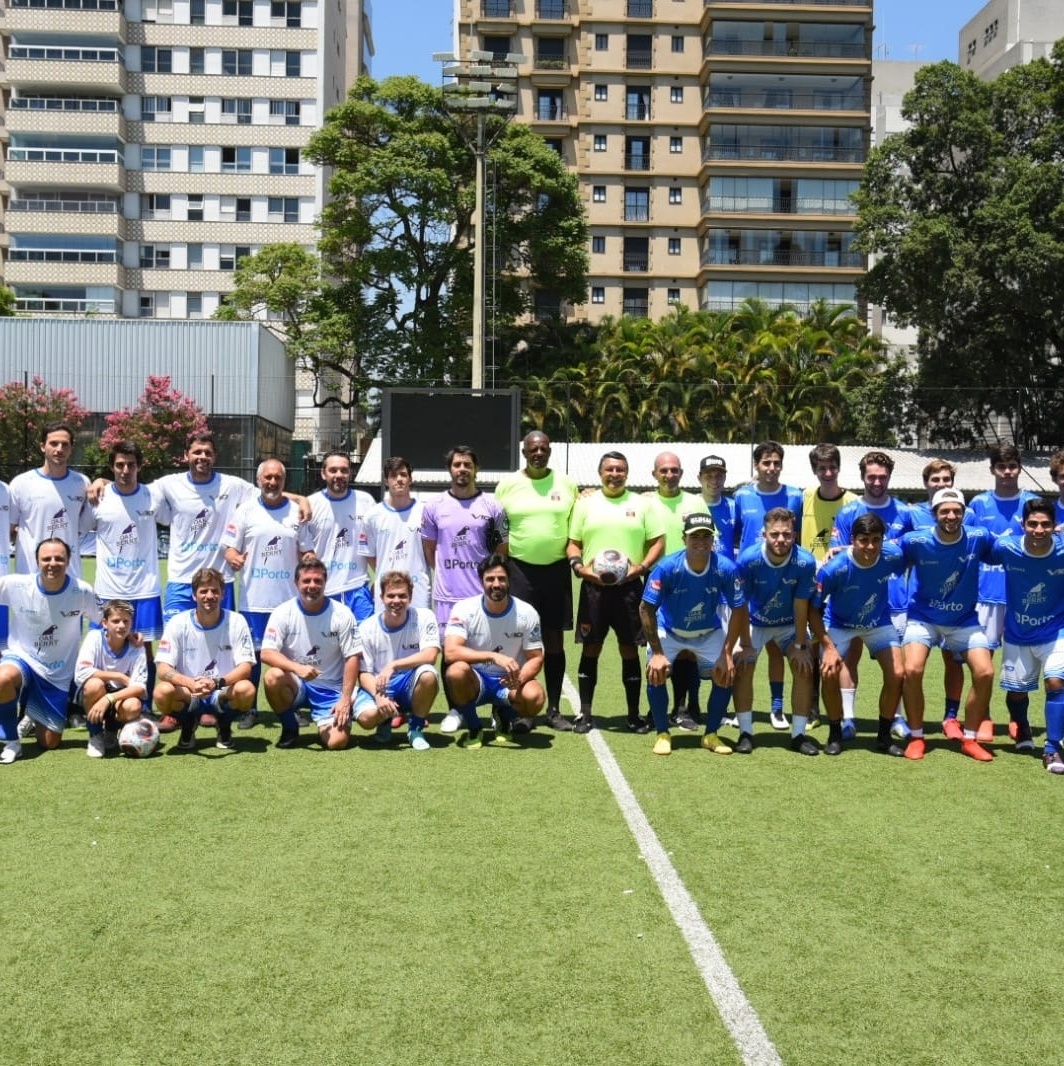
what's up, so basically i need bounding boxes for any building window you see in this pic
[221,146,253,173]
[669,187,682,204]
[190,0,205,23]
[667,287,680,304]
[141,193,171,219]
[222,98,253,124]
[140,244,171,269]
[624,187,649,221]
[270,100,301,125]
[591,236,606,254]
[141,146,172,171]
[187,293,204,319]
[269,147,301,174]
[591,287,605,304]
[595,33,608,51]
[592,186,606,203]
[222,49,253,76]
[189,146,205,173]
[668,237,681,255]
[141,96,172,122]
[139,294,156,318]
[187,194,204,221]
[141,46,173,73]
[669,136,682,153]
[271,0,302,26]
[220,245,252,270]
[235,198,252,222]
[670,86,683,103]
[594,84,608,101]
[593,135,607,152]
[187,243,204,269]
[671,35,683,53]
[285,50,301,76]
[189,47,205,74]
[222,0,254,25]
[268,197,300,223]
[187,96,205,124]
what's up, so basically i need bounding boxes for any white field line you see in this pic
[563,674,783,1066]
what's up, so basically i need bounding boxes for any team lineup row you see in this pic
[1,422,1063,766]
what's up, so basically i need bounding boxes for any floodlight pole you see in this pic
[435,50,523,392]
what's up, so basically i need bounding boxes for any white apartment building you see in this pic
[960,0,1064,80]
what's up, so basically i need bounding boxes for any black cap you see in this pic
[699,455,726,472]
[683,512,718,536]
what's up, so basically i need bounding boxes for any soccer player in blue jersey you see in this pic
[898,488,995,762]
[734,507,819,755]
[809,514,907,756]
[1051,450,1064,531]
[734,442,804,730]
[969,443,1036,741]
[640,513,747,756]
[989,498,1064,770]
[696,455,738,562]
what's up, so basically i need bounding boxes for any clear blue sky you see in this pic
[368,0,987,83]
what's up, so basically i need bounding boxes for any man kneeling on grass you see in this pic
[444,554,545,748]
[154,567,257,752]
[261,557,376,750]
[75,599,149,758]
[358,570,441,752]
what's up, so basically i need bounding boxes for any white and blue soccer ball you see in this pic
[592,549,630,586]
[119,718,161,758]
[890,716,912,743]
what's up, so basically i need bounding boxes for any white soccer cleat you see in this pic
[440,710,463,734]
[17,715,35,739]
[1,741,23,765]
[87,734,107,758]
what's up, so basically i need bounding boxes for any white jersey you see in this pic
[0,481,10,578]
[359,606,440,674]
[0,573,98,685]
[261,597,361,688]
[91,483,164,599]
[156,608,255,680]
[360,497,430,608]
[222,497,314,612]
[153,471,254,583]
[9,469,92,578]
[74,628,149,691]
[445,595,543,678]
[307,488,375,595]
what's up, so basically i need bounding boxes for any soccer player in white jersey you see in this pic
[90,441,166,693]
[444,554,545,748]
[361,456,430,610]
[0,537,98,764]
[261,557,374,750]
[306,451,377,621]
[359,570,441,751]
[0,474,10,650]
[223,458,315,729]
[74,598,149,758]
[9,421,93,581]
[154,567,257,752]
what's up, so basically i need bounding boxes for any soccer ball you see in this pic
[592,549,630,586]
[118,718,161,758]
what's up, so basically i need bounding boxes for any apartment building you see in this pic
[960,0,1064,80]
[454,0,872,321]
[0,0,372,320]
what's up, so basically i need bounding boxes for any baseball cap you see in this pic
[683,512,718,536]
[699,455,726,472]
[930,487,965,511]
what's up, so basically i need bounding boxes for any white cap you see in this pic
[930,488,965,511]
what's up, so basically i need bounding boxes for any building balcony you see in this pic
[6,203,125,238]
[627,0,653,16]
[701,248,863,268]
[622,298,649,317]
[4,258,126,289]
[1,3,126,39]
[623,206,651,222]
[622,254,649,271]
[701,195,856,216]
[703,89,865,113]
[623,152,651,170]
[703,143,864,164]
[706,40,866,60]
[626,50,653,69]
[534,0,570,18]
[480,0,514,15]
[13,294,118,316]
[532,101,568,122]
[625,103,652,120]
[5,102,127,140]
[5,53,126,94]
[5,154,125,193]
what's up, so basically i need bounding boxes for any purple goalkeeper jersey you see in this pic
[420,491,508,604]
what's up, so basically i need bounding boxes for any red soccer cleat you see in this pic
[904,737,926,761]
[961,738,994,762]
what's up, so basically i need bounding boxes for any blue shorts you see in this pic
[471,667,514,708]
[240,611,270,650]
[1,656,69,734]
[94,595,164,641]
[330,584,373,622]
[381,664,437,710]
[164,582,235,623]
[293,679,374,724]
[0,606,7,650]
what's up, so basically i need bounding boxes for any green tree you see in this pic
[0,286,15,317]
[854,52,1064,448]
[0,376,88,478]
[306,75,589,386]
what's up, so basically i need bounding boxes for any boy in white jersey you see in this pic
[444,555,545,748]
[0,537,98,763]
[362,456,430,611]
[154,567,257,752]
[261,557,375,750]
[359,570,440,751]
[74,599,149,758]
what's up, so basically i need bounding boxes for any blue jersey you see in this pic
[968,491,1035,605]
[1056,498,1064,529]
[831,497,910,612]
[988,534,1064,645]
[737,543,817,628]
[734,484,803,555]
[812,543,907,631]
[707,496,739,561]
[643,548,744,635]
[900,527,993,627]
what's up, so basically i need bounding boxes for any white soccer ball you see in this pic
[592,549,630,586]
[118,718,161,758]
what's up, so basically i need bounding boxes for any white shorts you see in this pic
[826,624,899,660]
[999,638,1064,692]
[660,628,726,678]
[976,602,1005,649]
[890,611,907,640]
[750,625,798,657]
[903,620,990,655]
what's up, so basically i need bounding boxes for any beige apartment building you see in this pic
[455,0,872,322]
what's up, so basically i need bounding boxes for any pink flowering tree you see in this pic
[91,375,208,478]
[0,376,88,477]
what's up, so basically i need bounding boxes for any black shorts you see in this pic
[508,557,573,632]
[576,579,645,646]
